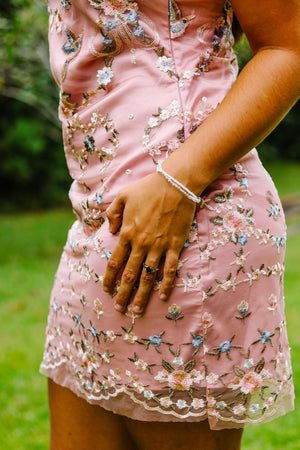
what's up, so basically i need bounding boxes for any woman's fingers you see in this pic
[113,251,145,312]
[106,193,125,234]
[159,250,179,302]
[102,239,130,293]
[131,257,161,314]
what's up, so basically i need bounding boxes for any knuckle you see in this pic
[107,258,119,271]
[123,269,136,284]
[165,265,177,277]
[136,232,150,249]
[120,226,134,242]
[141,272,155,284]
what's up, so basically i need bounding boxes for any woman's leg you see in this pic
[124,417,243,450]
[48,379,137,450]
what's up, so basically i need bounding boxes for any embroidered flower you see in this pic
[240,372,262,394]
[168,304,181,316]
[102,36,113,46]
[133,382,144,394]
[133,26,144,36]
[168,370,193,391]
[241,177,249,187]
[97,67,114,86]
[127,11,138,22]
[134,359,148,371]
[149,335,162,346]
[206,373,219,385]
[191,398,205,409]
[156,56,174,73]
[173,357,184,366]
[263,397,274,409]
[192,336,204,348]
[105,251,112,260]
[105,20,117,30]
[249,403,260,413]
[216,401,227,410]
[95,194,103,205]
[268,294,278,312]
[237,300,248,314]
[220,340,232,353]
[160,397,172,407]
[233,404,246,416]
[124,332,138,343]
[260,331,271,344]
[144,390,154,399]
[238,235,248,246]
[244,359,254,369]
[223,211,245,232]
[106,330,117,342]
[176,399,188,409]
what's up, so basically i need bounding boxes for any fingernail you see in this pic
[114,303,124,312]
[133,305,143,313]
[103,286,110,293]
[159,293,167,301]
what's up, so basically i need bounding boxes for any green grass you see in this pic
[0,161,300,449]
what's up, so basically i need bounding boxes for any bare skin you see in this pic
[48,379,243,450]
[49,0,300,448]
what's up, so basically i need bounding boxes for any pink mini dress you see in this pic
[40,0,294,429]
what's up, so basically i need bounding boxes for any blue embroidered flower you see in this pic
[199,55,211,70]
[220,340,232,353]
[127,11,138,22]
[220,25,229,36]
[102,36,113,46]
[105,20,117,30]
[212,35,221,45]
[149,335,162,346]
[62,0,71,6]
[281,234,286,246]
[238,235,248,246]
[168,304,181,316]
[105,251,112,260]
[275,237,281,248]
[53,301,58,313]
[260,331,270,344]
[84,136,95,152]
[96,194,103,205]
[269,205,279,216]
[192,336,204,348]
[90,325,97,337]
[133,26,144,36]
[241,177,249,187]
[216,401,226,409]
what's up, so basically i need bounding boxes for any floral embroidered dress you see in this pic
[40,0,294,429]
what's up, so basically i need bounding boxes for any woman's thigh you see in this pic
[48,379,243,450]
[124,417,243,450]
[48,379,137,450]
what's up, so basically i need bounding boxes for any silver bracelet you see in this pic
[156,162,201,204]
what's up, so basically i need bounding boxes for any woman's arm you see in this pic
[103,0,300,314]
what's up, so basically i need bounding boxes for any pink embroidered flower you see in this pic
[207,396,216,408]
[223,211,245,231]
[168,370,193,391]
[103,0,127,15]
[133,382,145,394]
[263,397,274,409]
[233,404,246,416]
[93,298,103,319]
[160,397,172,407]
[240,372,262,394]
[191,398,205,409]
[206,373,218,385]
[199,291,208,302]
[268,294,278,312]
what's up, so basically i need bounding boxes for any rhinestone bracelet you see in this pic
[156,162,201,204]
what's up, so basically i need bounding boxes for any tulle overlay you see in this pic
[40,0,294,429]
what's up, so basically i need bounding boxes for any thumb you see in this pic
[106,193,125,233]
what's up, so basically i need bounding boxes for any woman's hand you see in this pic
[102,172,196,314]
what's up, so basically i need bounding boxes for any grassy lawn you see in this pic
[0,161,300,449]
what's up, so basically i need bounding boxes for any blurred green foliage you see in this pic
[0,2,299,211]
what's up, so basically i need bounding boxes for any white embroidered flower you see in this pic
[240,372,262,394]
[249,403,260,413]
[134,359,148,371]
[148,117,160,127]
[97,67,114,86]
[133,382,145,394]
[106,330,117,342]
[144,390,154,399]
[124,332,138,343]
[173,357,184,366]
[268,294,278,312]
[176,399,187,409]
[160,396,172,407]
[206,373,218,385]
[156,56,174,73]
